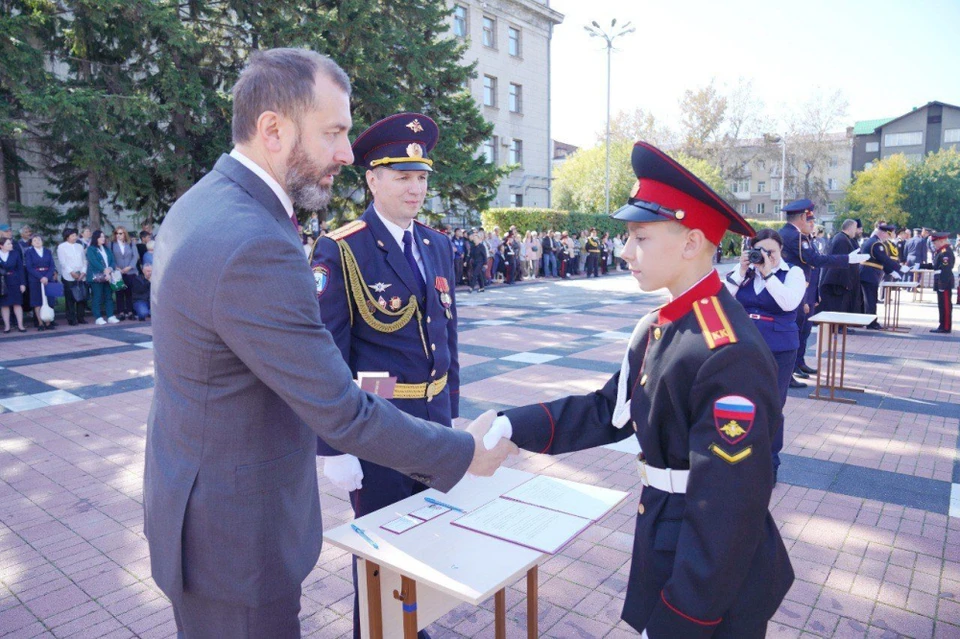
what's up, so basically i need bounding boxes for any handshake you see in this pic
[324,410,517,492]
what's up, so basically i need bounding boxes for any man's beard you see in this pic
[285,140,340,212]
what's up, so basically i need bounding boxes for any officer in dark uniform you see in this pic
[467,228,487,292]
[485,142,794,638]
[778,200,866,385]
[859,223,907,329]
[584,227,601,277]
[311,113,457,639]
[930,231,955,333]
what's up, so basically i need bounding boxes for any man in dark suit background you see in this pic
[144,48,516,638]
[819,219,862,314]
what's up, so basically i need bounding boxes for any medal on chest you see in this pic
[435,276,453,319]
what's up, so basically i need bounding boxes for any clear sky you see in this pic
[548,0,960,148]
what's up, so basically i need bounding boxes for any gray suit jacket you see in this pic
[111,241,139,271]
[143,154,474,608]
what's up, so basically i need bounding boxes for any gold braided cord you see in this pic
[337,240,430,358]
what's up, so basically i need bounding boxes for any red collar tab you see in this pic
[633,179,730,245]
[658,271,722,323]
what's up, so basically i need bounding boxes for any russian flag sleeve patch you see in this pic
[713,395,755,445]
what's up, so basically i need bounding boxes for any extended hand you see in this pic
[848,250,870,265]
[891,271,902,281]
[323,454,363,492]
[466,410,518,476]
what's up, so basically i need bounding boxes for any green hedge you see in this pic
[480,208,630,237]
[720,219,784,255]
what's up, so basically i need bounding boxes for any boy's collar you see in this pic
[658,270,722,324]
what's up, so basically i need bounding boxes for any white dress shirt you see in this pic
[229,149,295,222]
[57,241,87,282]
[373,207,426,280]
[724,260,806,312]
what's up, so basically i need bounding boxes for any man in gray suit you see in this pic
[144,48,516,638]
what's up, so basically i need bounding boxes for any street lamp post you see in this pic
[764,133,788,220]
[585,19,635,216]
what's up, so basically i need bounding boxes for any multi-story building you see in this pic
[448,1,564,209]
[725,133,853,228]
[851,101,960,174]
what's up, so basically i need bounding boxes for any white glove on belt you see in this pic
[323,454,364,492]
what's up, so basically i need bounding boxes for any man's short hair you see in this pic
[232,48,351,145]
[841,219,857,232]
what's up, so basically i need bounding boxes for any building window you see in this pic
[756,203,765,216]
[885,131,923,147]
[865,141,880,153]
[510,138,523,166]
[483,75,497,107]
[827,178,839,190]
[508,26,521,56]
[739,203,749,216]
[827,203,837,214]
[944,128,960,144]
[864,161,874,171]
[731,179,750,194]
[512,193,523,207]
[508,83,522,113]
[453,5,468,38]
[757,181,766,193]
[483,136,498,164]
[755,159,765,169]
[829,155,838,168]
[482,16,496,48]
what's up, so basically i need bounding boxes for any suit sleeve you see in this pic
[212,235,475,493]
[870,241,899,274]
[796,235,849,269]
[502,371,634,454]
[644,344,779,638]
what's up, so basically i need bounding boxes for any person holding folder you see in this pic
[485,142,794,638]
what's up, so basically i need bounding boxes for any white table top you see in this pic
[880,281,919,289]
[325,467,548,606]
[808,311,877,327]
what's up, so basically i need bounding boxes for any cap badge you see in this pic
[675,210,686,220]
[406,143,423,158]
[406,119,424,133]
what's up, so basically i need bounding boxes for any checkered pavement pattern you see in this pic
[1,269,958,638]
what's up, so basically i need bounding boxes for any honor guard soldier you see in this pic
[859,222,908,329]
[584,227,602,277]
[930,231,954,333]
[778,200,867,384]
[311,113,458,639]
[484,142,794,638]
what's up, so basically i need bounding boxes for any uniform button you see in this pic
[640,374,648,386]
[427,317,432,324]
[431,369,437,377]
[653,327,662,340]
[638,503,645,515]
[632,420,638,432]
[431,343,436,352]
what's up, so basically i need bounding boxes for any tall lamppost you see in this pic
[764,133,788,220]
[585,19,635,215]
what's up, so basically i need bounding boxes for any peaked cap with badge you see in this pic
[351,112,439,172]
[615,141,755,243]
[781,198,815,217]
[502,144,794,636]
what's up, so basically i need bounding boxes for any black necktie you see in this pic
[403,230,427,299]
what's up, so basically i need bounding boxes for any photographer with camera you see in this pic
[725,228,806,483]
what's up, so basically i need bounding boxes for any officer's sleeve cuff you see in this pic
[502,403,555,454]
[645,591,720,639]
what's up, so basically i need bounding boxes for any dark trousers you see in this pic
[794,303,813,369]
[861,281,880,326]
[772,348,797,469]
[453,255,464,285]
[64,282,86,323]
[468,265,485,290]
[819,285,854,314]
[115,274,135,314]
[585,253,599,277]
[90,282,114,319]
[172,586,301,639]
[938,288,953,331]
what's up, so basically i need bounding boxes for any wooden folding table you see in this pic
[878,280,918,332]
[807,311,876,404]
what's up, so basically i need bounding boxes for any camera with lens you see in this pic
[747,247,767,265]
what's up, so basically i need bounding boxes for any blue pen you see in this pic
[351,524,379,550]
[424,497,465,513]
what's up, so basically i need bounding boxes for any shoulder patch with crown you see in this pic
[327,220,367,242]
[692,296,738,349]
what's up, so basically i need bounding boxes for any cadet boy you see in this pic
[930,231,955,334]
[486,142,794,638]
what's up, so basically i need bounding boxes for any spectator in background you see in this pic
[523,230,540,279]
[467,230,487,293]
[137,230,152,266]
[308,212,320,240]
[601,232,613,274]
[130,263,152,321]
[0,236,27,333]
[486,227,500,284]
[79,226,93,248]
[17,225,34,324]
[87,229,120,325]
[452,228,467,285]
[24,234,57,331]
[541,229,558,278]
[112,226,139,320]
[57,227,87,325]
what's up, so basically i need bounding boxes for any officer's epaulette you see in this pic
[326,220,367,242]
[692,296,738,350]
[414,219,441,236]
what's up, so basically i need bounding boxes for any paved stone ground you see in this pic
[1,267,958,638]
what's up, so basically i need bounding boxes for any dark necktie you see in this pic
[403,230,427,299]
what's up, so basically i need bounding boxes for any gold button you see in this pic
[638,503,645,515]
[640,374,648,386]
[431,343,436,352]
[427,316,432,324]
[653,327,662,340]
[632,420,638,432]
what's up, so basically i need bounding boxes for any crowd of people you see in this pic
[0,222,154,332]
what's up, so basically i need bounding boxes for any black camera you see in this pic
[747,247,767,265]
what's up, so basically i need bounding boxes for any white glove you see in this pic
[483,415,513,450]
[848,252,870,265]
[323,454,363,492]
[900,264,911,273]
[891,271,902,281]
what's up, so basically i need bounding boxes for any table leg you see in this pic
[393,576,418,639]
[495,588,507,639]
[809,323,858,404]
[810,319,825,400]
[829,323,839,401]
[527,566,538,639]
[365,561,384,639]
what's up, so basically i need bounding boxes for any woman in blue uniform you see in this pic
[24,234,58,331]
[724,228,806,481]
[0,236,28,332]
